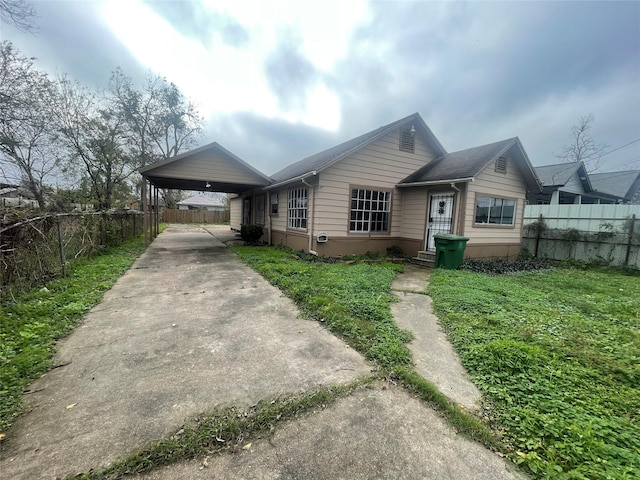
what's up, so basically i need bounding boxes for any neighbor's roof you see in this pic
[590,170,640,199]
[533,162,589,187]
[178,194,227,207]
[268,112,447,187]
[399,137,541,191]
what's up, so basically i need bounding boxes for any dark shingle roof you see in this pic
[590,170,640,199]
[533,162,584,187]
[400,138,518,184]
[269,113,445,185]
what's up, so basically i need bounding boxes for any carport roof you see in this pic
[138,142,272,193]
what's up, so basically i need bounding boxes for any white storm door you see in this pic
[425,192,455,250]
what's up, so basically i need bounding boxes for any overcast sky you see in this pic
[2,0,639,176]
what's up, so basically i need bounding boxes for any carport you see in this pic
[138,142,271,243]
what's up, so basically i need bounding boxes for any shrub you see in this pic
[459,257,553,275]
[240,224,264,244]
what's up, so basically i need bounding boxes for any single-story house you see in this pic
[138,113,542,259]
[178,193,227,211]
[590,170,640,205]
[528,162,621,205]
[231,113,541,259]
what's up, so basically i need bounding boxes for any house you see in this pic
[590,170,640,205]
[528,162,621,205]
[232,113,541,260]
[177,193,227,211]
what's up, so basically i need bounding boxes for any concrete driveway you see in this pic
[0,225,526,480]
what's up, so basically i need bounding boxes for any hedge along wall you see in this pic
[0,212,142,300]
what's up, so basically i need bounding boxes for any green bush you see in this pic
[240,224,264,244]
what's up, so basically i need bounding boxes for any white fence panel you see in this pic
[524,204,640,232]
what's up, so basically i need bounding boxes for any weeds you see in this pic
[0,236,146,432]
[70,377,375,480]
[429,267,640,479]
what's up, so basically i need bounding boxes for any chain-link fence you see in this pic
[1,212,142,300]
[522,214,639,269]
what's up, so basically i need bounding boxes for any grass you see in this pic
[231,246,501,448]
[428,267,640,479]
[0,235,147,433]
[230,245,412,368]
[70,377,375,479]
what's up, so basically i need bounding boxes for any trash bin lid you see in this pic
[433,233,469,241]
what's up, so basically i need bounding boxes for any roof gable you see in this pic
[399,138,541,191]
[138,141,272,193]
[534,162,591,189]
[268,113,446,187]
[590,170,640,200]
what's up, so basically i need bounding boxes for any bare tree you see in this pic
[109,68,204,207]
[0,41,58,209]
[53,77,135,210]
[556,114,609,172]
[0,0,37,32]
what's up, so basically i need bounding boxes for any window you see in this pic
[287,187,307,229]
[399,128,415,153]
[350,188,391,232]
[475,196,516,225]
[271,192,279,214]
[495,156,507,173]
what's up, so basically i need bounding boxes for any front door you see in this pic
[425,192,455,250]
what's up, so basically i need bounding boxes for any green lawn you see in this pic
[429,267,640,479]
[0,236,147,433]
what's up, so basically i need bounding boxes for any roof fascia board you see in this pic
[397,177,474,187]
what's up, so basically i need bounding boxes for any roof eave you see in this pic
[397,177,474,187]
[266,171,318,190]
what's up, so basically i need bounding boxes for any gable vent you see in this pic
[400,129,415,153]
[496,156,507,172]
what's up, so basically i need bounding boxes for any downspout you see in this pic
[301,171,317,255]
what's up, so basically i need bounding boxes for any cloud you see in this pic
[264,30,319,110]
[2,1,145,89]
[142,1,249,48]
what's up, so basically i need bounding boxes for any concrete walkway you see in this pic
[391,265,482,412]
[0,225,526,480]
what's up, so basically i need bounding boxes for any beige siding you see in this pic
[230,197,241,231]
[151,151,264,184]
[314,129,437,238]
[399,187,428,240]
[270,189,287,231]
[464,155,527,245]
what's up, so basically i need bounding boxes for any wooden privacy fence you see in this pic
[1,212,142,299]
[163,209,229,224]
[522,205,640,269]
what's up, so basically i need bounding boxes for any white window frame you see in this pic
[270,192,279,215]
[287,187,307,230]
[349,188,391,233]
[475,195,516,226]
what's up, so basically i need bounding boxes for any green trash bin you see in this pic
[434,234,469,269]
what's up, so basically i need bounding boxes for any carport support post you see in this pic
[155,187,159,238]
[142,176,149,246]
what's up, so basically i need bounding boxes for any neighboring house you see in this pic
[529,162,621,205]
[177,193,227,211]
[235,113,541,259]
[590,170,640,205]
[0,184,38,209]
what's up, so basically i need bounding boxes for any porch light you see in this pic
[205,181,211,188]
